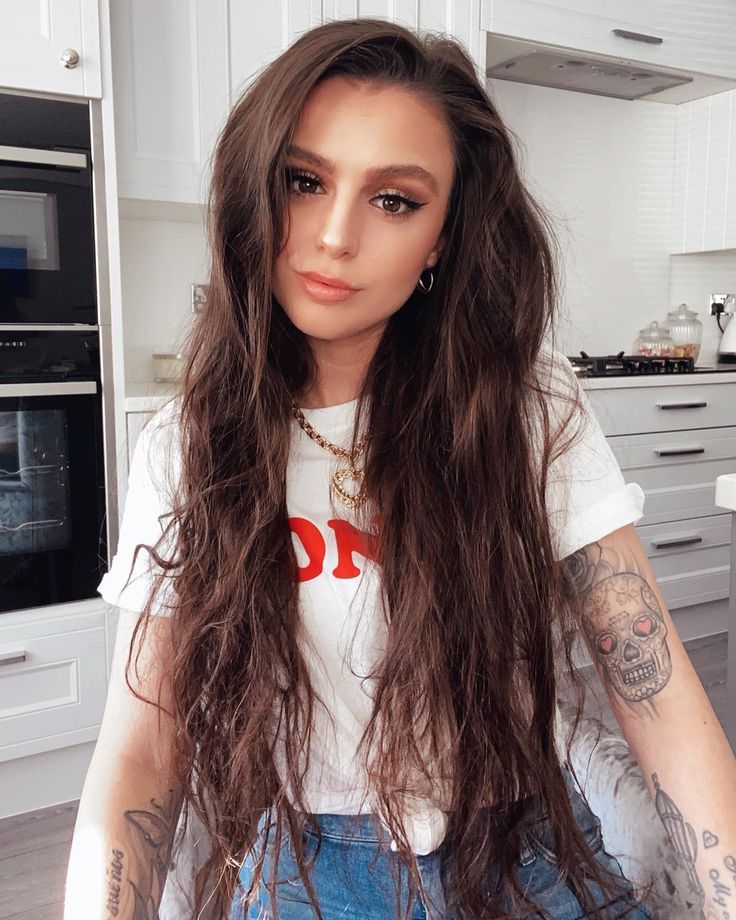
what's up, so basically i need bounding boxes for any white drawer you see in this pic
[636,513,732,610]
[0,609,107,762]
[609,426,736,525]
[482,0,736,80]
[586,381,736,436]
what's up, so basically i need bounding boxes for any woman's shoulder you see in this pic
[533,344,579,397]
[528,344,587,437]
[132,393,184,500]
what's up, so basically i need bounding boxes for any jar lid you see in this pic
[666,302,698,319]
[638,320,673,340]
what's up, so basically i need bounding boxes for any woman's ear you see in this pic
[426,235,446,269]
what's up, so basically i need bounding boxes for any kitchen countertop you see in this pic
[125,380,179,412]
[124,364,736,412]
[716,474,736,512]
[579,364,736,389]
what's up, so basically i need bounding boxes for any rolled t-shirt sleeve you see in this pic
[541,351,645,561]
[97,397,182,615]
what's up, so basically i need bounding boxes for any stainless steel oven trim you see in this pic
[0,324,99,332]
[0,381,97,397]
[89,95,122,581]
[0,144,88,169]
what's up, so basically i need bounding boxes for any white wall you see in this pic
[117,83,736,384]
[669,253,736,365]
[118,202,209,383]
[489,78,736,364]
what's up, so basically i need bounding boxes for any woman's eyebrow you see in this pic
[285,144,438,194]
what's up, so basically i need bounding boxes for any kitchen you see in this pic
[2,2,736,918]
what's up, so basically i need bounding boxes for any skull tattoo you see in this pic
[583,573,671,702]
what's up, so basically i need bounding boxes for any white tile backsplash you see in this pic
[669,251,736,364]
[490,79,671,356]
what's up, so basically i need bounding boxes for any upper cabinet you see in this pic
[0,0,101,98]
[671,90,736,254]
[229,1,321,101]
[482,0,736,97]
[112,0,231,203]
[113,1,325,204]
[113,0,485,205]
[230,0,486,103]
[317,1,484,73]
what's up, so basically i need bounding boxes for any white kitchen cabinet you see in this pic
[0,603,108,764]
[499,0,736,40]
[0,0,101,97]
[671,90,736,254]
[113,1,323,203]
[319,0,485,74]
[229,1,322,100]
[114,0,485,204]
[584,378,736,437]
[481,0,736,82]
[585,379,736,615]
[112,0,231,203]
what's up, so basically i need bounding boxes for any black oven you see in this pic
[0,91,96,325]
[0,330,105,613]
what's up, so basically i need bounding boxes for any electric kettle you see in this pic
[718,294,736,363]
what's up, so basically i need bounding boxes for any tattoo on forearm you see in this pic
[652,773,704,904]
[104,788,179,919]
[106,848,123,916]
[652,773,734,920]
[707,867,732,920]
[566,541,672,706]
[724,855,736,885]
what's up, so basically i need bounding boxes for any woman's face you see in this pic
[272,76,455,349]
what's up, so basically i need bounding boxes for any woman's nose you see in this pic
[316,199,358,257]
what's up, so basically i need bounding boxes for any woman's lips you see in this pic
[296,272,360,303]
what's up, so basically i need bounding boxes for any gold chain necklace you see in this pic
[291,401,368,509]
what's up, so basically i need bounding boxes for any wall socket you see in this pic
[710,294,731,315]
[191,283,208,313]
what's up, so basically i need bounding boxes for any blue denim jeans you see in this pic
[229,766,653,919]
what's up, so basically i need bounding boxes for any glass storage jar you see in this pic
[662,303,703,362]
[633,321,674,356]
[152,353,184,382]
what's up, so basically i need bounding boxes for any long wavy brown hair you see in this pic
[124,17,644,920]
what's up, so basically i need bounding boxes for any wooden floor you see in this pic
[0,633,730,920]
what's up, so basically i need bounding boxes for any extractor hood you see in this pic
[485,34,736,103]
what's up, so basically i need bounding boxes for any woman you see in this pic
[81,17,735,920]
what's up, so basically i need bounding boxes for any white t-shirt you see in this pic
[97,350,645,855]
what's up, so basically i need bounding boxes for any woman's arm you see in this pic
[565,522,736,920]
[64,609,184,919]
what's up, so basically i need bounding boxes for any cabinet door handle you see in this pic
[0,649,27,666]
[59,48,81,70]
[650,535,703,550]
[654,446,705,457]
[655,401,707,410]
[611,28,664,45]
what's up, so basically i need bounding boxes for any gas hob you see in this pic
[567,351,736,378]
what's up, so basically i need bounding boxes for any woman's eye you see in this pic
[285,169,422,219]
[286,170,321,195]
[377,194,419,217]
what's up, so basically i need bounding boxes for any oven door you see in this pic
[0,380,106,613]
[0,146,96,325]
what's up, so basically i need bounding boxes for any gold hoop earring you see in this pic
[416,268,434,294]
